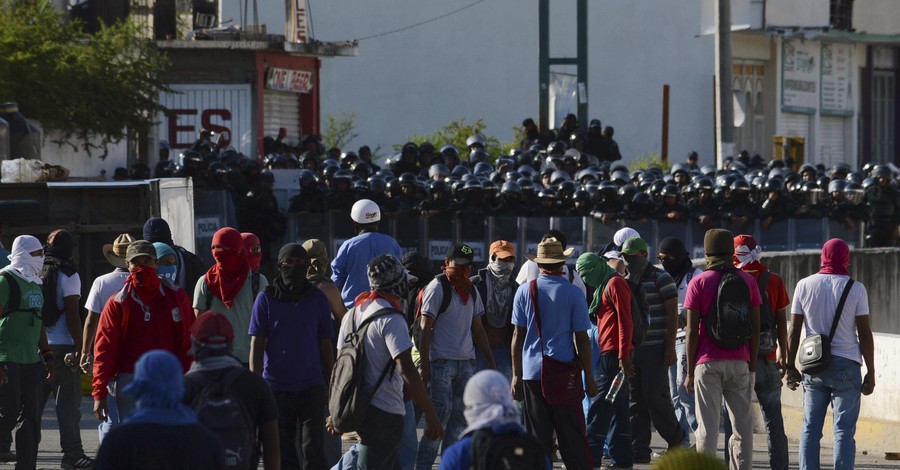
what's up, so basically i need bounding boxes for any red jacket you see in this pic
[92,282,195,400]
[596,275,633,359]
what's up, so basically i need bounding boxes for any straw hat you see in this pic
[525,237,574,264]
[102,233,135,268]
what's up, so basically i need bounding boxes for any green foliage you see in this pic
[628,152,671,172]
[402,118,518,161]
[322,111,359,151]
[0,1,170,157]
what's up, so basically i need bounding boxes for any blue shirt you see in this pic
[330,232,403,307]
[438,423,552,470]
[511,274,592,381]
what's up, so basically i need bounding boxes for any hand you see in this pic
[423,413,444,441]
[418,364,431,385]
[64,351,80,369]
[619,358,635,379]
[585,377,599,398]
[44,358,55,383]
[94,398,109,422]
[785,367,801,391]
[80,353,93,375]
[861,373,875,396]
[511,376,524,401]
[664,347,677,367]
[325,416,340,436]
[684,374,694,394]
[777,352,788,376]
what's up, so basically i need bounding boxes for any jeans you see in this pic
[694,360,753,470]
[98,373,133,443]
[415,358,473,470]
[799,356,862,470]
[39,345,85,458]
[358,406,404,470]
[668,336,695,446]
[476,343,512,380]
[323,407,343,468]
[273,384,327,470]
[631,343,685,458]
[724,358,789,470]
[333,401,416,470]
[0,362,44,470]
[585,353,632,468]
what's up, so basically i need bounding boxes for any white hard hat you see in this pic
[351,199,381,224]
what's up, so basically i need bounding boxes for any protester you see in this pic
[786,238,875,470]
[471,240,518,378]
[143,217,207,291]
[194,227,266,366]
[724,235,790,470]
[249,243,333,470]
[658,236,701,447]
[511,238,597,470]
[415,243,494,470]
[331,199,403,307]
[620,236,684,462]
[0,235,53,470]
[154,242,179,285]
[576,251,634,469]
[92,240,195,428]
[93,350,224,470]
[515,230,587,298]
[184,311,279,470]
[331,254,444,469]
[38,229,93,469]
[685,229,760,470]
[437,370,550,470]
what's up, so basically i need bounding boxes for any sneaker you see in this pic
[0,451,14,463]
[598,464,633,470]
[61,454,94,469]
[633,454,652,464]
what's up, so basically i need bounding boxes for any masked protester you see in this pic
[470,241,518,380]
[154,242,179,285]
[92,240,195,428]
[249,244,334,470]
[241,232,263,273]
[193,227,266,367]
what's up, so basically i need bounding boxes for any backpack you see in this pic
[205,271,260,312]
[329,306,403,433]
[706,267,753,349]
[604,277,649,347]
[756,271,777,355]
[186,367,257,470]
[410,274,474,349]
[470,428,546,470]
[1,271,40,319]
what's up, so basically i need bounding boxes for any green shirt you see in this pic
[0,270,43,364]
[193,272,268,363]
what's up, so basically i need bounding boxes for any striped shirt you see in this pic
[637,267,678,347]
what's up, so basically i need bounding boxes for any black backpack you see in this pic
[706,267,753,349]
[329,307,403,433]
[186,367,258,470]
[603,277,649,347]
[410,274,476,349]
[205,271,260,312]
[0,271,40,319]
[470,428,546,470]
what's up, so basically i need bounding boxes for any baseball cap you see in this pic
[191,311,234,347]
[489,240,515,259]
[449,243,475,265]
[621,237,649,256]
[125,240,157,263]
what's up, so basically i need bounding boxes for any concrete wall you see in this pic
[853,0,900,35]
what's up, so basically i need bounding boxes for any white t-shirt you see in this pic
[46,272,81,345]
[791,273,869,364]
[84,268,130,315]
[670,267,703,338]
[515,260,587,298]
[421,278,483,361]
[336,297,412,416]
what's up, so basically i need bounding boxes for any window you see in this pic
[830,0,854,31]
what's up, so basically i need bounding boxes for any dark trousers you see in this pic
[357,406,404,470]
[273,384,326,470]
[523,380,592,470]
[586,353,633,468]
[39,345,84,457]
[631,344,685,458]
[0,362,44,470]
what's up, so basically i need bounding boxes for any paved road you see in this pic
[5,397,896,469]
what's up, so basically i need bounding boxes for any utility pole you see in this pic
[538,0,588,133]
[715,0,734,168]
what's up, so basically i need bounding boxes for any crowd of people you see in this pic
[137,118,900,253]
[0,195,878,470]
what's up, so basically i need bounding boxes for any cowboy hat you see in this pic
[525,237,574,264]
[102,233,135,268]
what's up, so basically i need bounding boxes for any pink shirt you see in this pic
[683,269,761,365]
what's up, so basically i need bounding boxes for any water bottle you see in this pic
[604,369,626,403]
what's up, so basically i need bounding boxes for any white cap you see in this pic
[351,199,381,224]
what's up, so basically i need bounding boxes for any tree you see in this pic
[402,118,520,161]
[0,1,170,157]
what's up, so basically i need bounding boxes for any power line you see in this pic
[356,0,486,42]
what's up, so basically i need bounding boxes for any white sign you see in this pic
[266,68,314,94]
[820,43,854,116]
[158,84,252,156]
[781,39,819,114]
[429,240,452,261]
[195,217,221,238]
[289,0,311,43]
